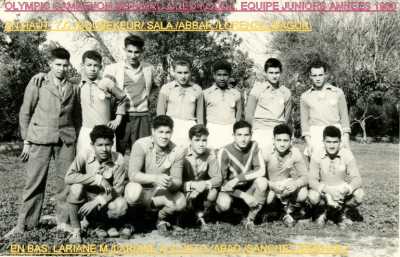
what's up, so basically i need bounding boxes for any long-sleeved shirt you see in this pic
[263,146,307,187]
[245,81,292,129]
[309,148,362,193]
[157,81,204,124]
[218,141,265,184]
[65,150,126,204]
[300,83,351,137]
[182,147,222,192]
[129,136,184,191]
[203,84,242,125]
[79,75,127,128]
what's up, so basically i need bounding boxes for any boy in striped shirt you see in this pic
[216,120,268,229]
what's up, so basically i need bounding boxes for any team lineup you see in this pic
[5,35,364,244]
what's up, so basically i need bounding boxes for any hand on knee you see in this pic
[216,193,231,212]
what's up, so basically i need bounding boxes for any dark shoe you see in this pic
[94,227,108,238]
[120,224,134,239]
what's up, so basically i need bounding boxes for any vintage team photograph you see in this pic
[0,1,399,256]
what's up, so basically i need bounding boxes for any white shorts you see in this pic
[77,126,116,156]
[206,123,233,149]
[305,124,342,156]
[252,128,274,154]
[171,118,196,147]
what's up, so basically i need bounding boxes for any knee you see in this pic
[107,197,128,219]
[347,188,364,207]
[254,177,268,193]
[308,190,321,205]
[296,187,308,203]
[174,192,187,212]
[207,188,219,202]
[67,184,84,203]
[216,192,232,212]
[124,182,142,206]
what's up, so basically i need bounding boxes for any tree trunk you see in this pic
[361,120,367,143]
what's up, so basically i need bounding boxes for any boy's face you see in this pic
[273,133,291,154]
[83,58,101,81]
[152,126,172,148]
[323,136,341,155]
[92,138,113,162]
[50,58,69,79]
[190,135,208,155]
[213,69,230,88]
[309,67,326,88]
[174,65,191,86]
[125,45,143,67]
[234,127,252,149]
[265,67,281,85]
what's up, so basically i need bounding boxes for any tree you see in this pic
[0,19,48,141]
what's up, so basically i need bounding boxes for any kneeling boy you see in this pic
[65,125,128,243]
[216,120,268,229]
[308,126,364,228]
[182,125,222,229]
[124,115,186,232]
[264,124,308,227]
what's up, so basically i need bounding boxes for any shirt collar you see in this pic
[124,62,142,73]
[173,80,193,88]
[311,83,334,91]
[186,146,209,158]
[87,150,115,165]
[271,146,292,157]
[321,148,343,159]
[48,71,67,86]
[148,136,174,153]
[80,74,100,88]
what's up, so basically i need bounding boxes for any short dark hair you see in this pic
[90,125,114,143]
[50,47,70,61]
[308,60,328,73]
[233,120,252,134]
[273,124,292,137]
[173,57,192,70]
[152,115,174,130]
[213,60,232,74]
[82,50,102,64]
[124,35,144,49]
[189,124,209,139]
[264,58,282,72]
[323,126,341,140]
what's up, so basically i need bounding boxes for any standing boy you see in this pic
[264,124,308,227]
[7,48,79,236]
[124,115,186,232]
[308,126,364,229]
[245,58,292,152]
[216,121,268,229]
[182,125,222,229]
[157,58,204,146]
[300,60,351,157]
[103,35,155,155]
[204,61,242,149]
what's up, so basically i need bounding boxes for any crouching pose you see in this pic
[308,126,364,228]
[124,115,186,232]
[216,120,268,230]
[264,124,308,227]
[182,125,222,229]
[64,125,128,243]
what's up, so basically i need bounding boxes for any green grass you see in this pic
[0,143,398,251]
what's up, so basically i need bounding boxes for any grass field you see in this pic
[0,142,398,256]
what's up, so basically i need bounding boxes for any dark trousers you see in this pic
[17,141,75,229]
[116,113,151,155]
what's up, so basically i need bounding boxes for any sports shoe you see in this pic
[69,229,82,244]
[120,224,134,239]
[107,227,120,237]
[338,213,353,230]
[156,220,171,233]
[94,227,108,238]
[283,214,295,227]
[241,217,255,230]
[315,212,327,227]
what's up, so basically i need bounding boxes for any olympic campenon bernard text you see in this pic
[9,243,349,256]
[3,19,312,32]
